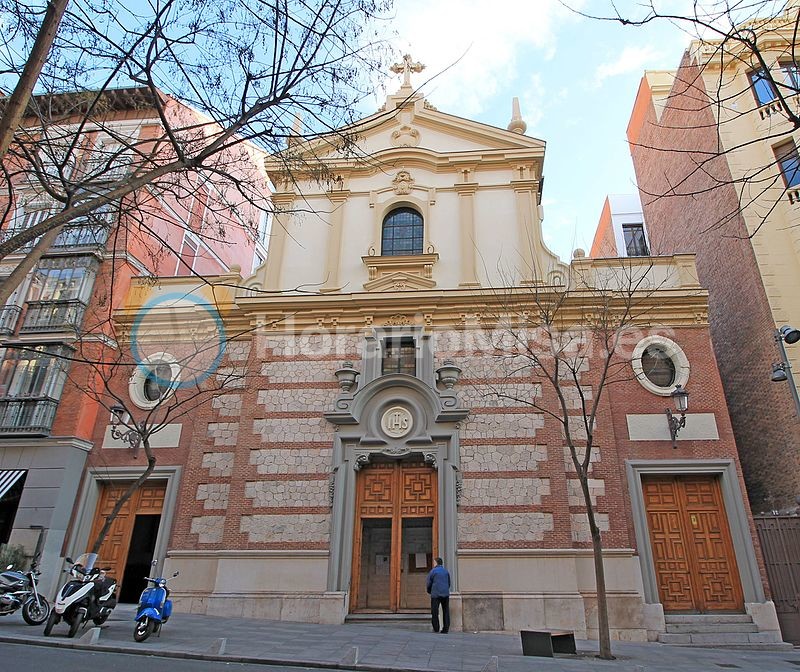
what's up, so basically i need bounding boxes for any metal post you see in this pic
[776,329,800,419]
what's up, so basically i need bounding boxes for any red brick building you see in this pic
[0,87,269,596]
[68,82,783,644]
[622,48,800,515]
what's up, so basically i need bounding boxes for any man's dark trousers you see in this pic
[431,596,450,633]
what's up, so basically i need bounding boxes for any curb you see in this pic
[0,634,437,672]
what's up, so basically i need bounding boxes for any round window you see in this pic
[631,336,689,396]
[129,353,180,409]
[143,363,174,402]
[640,345,676,388]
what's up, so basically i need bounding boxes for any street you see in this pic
[0,642,342,672]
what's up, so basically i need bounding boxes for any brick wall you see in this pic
[628,54,800,512]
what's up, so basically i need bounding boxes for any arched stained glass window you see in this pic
[381,207,423,256]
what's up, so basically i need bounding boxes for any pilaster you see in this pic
[455,182,480,287]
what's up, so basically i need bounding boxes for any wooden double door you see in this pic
[88,481,166,602]
[643,475,744,613]
[351,460,437,613]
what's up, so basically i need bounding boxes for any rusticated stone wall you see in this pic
[165,325,746,567]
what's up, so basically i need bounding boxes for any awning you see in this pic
[0,470,25,501]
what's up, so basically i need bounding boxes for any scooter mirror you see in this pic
[5,564,11,570]
[65,557,73,564]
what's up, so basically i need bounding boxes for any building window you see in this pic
[22,257,96,333]
[780,61,800,92]
[129,353,180,409]
[143,363,174,402]
[176,235,198,276]
[622,223,649,256]
[749,69,777,106]
[640,345,676,387]
[631,336,690,397]
[381,207,423,256]
[0,345,70,400]
[774,141,800,188]
[382,337,416,376]
[28,256,97,304]
[88,137,133,181]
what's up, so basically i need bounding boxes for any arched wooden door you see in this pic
[350,460,437,612]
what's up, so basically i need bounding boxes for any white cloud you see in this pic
[592,45,663,88]
[382,0,586,115]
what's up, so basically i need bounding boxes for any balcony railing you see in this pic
[0,397,58,435]
[1,224,110,254]
[0,305,21,336]
[20,299,86,333]
[52,224,110,251]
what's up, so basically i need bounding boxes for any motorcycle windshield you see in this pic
[72,553,97,571]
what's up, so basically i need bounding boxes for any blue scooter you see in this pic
[133,568,179,642]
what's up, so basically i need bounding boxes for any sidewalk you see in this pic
[0,604,799,672]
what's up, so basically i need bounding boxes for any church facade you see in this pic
[74,74,782,642]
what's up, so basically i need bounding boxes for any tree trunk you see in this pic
[0,0,70,161]
[580,473,613,660]
[90,436,156,555]
[0,224,63,306]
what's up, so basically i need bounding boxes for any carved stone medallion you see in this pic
[391,126,420,148]
[380,405,413,438]
[392,170,415,194]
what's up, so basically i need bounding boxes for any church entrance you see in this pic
[88,481,166,602]
[643,474,744,612]
[350,460,437,613]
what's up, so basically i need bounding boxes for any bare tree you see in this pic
[478,256,684,660]
[54,277,258,555]
[0,0,395,304]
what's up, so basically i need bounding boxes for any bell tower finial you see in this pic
[507,97,527,134]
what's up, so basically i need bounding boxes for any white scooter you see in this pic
[44,553,118,638]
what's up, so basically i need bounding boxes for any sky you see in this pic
[374,0,698,262]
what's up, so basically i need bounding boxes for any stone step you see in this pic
[658,631,790,649]
[664,614,753,624]
[345,612,431,630]
[665,622,759,634]
[345,612,428,622]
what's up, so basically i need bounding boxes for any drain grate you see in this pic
[716,665,740,669]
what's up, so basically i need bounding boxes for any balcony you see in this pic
[20,300,86,333]
[1,223,110,255]
[52,224,110,251]
[0,305,21,336]
[0,397,58,435]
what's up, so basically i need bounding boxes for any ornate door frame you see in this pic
[325,372,467,602]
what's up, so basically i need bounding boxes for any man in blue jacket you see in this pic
[426,557,451,633]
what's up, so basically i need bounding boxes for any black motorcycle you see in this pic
[0,561,50,625]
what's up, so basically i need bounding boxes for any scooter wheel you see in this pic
[68,616,81,638]
[43,611,59,636]
[134,617,155,642]
[92,613,109,626]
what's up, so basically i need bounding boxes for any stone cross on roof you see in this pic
[390,54,425,89]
